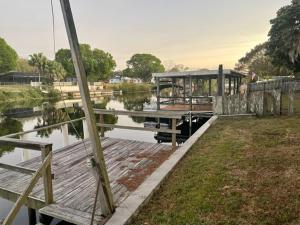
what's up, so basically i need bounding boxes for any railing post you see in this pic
[41,144,53,205]
[172,118,177,149]
[99,114,105,137]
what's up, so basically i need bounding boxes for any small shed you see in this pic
[153,65,246,111]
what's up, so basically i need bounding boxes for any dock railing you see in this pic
[94,109,183,149]
[0,138,53,225]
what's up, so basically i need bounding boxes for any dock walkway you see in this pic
[0,137,174,225]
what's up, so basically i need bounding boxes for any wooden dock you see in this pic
[0,137,174,225]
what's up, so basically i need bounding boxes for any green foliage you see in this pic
[55,48,74,76]
[267,0,300,74]
[46,61,67,82]
[124,53,165,82]
[0,37,18,73]
[168,64,189,72]
[0,87,61,103]
[28,53,48,76]
[0,117,23,157]
[16,58,34,73]
[55,44,116,80]
[236,43,292,79]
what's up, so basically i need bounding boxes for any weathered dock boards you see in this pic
[0,138,174,225]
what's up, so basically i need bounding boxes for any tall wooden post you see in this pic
[208,78,212,96]
[172,78,175,104]
[183,77,186,103]
[60,0,114,215]
[189,76,192,111]
[229,77,232,95]
[217,65,224,97]
[156,77,160,110]
[233,77,236,94]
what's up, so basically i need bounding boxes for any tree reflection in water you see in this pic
[0,117,23,157]
[116,92,152,124]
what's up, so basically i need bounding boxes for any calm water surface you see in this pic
[0,92,157,225]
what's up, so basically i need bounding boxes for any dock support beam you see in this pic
[28,208,36,225]
[60,0,115,216]
[209,78,212,96]
[156,77,160,110]
[229,77,232,95]
[217,64,224,97]
[189,76,192,111]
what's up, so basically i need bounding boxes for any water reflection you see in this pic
[0,117,23,157]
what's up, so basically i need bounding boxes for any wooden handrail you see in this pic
[96,123,181,134]
[94,109,184,119]
[0,138,52,151]
[1,153,52,225]
[0,138,54,225]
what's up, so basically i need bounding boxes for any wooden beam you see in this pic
[0,138,51,151]
[156,77,160,110]
[96,123,181,134]
[217,64,224,96]
[94,109,183,119]
[0,163,36,175]
[189,76,192,111]
[209,78,212,96]
[1,154,52,225]
[59,0,114,215]
[171,118,177,149]
[41,146,53,205]
[229,77,232,95]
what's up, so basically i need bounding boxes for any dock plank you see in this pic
[0,137,174,224]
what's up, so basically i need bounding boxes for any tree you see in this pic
[55,44,116,81]
[0,37,18,73]
[267,0,300,76]
[124,53,165,82]
[28,53,48,82]
[55,48,74,76]
[16,58,34,73]
[46,61,67,81]
[236,43,292,79]
[168,64,189,72]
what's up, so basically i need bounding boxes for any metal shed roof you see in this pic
[153,69,246,79]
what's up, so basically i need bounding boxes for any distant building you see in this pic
[0,71,47,84]
[123,77,142,84]
[109,75,122,84]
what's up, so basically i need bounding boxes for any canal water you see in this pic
[0,92,157,225]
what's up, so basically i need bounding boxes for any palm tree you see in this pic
[47,61,67,82]
[28,53,48,85]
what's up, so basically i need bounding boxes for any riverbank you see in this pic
[105,83,154,93]
[130,116,300,225]
[0,86,61,103]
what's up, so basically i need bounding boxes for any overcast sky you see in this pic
[0,0,290,70]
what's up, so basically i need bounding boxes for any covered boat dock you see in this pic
[153,65,246,111]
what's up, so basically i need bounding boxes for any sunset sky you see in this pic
[0,0,290,70]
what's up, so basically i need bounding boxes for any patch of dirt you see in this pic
[117,149,175,192]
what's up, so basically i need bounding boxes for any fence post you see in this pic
[99,114,105,137]
[41,145,53,205]
[172,118,177,149]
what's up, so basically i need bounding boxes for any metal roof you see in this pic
[153,69,246,79]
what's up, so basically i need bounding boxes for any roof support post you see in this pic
[60,0,114,216]
[209,78,212,96]
[156,77,160,110]
[189,75,192,111]
[229,77,232,95]
[217,64,224,97]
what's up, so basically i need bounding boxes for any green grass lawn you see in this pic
[130,116,300,225]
